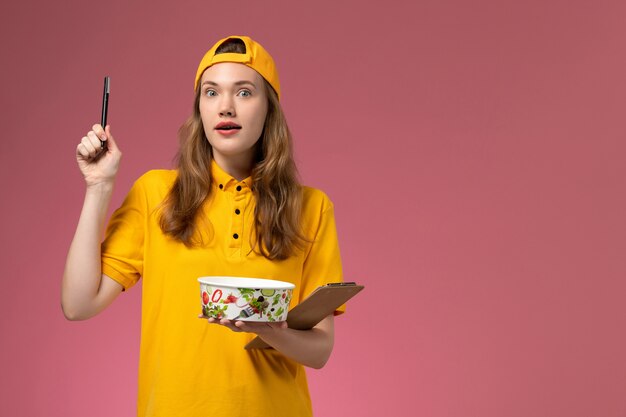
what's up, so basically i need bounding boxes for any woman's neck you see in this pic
[212,152,254,181]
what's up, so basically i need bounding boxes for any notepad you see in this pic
[244,282,365,350]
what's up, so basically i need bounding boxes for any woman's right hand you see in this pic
[76,124,122,187]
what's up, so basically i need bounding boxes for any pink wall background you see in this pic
[1,0,625,415]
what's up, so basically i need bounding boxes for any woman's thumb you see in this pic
[104,125,119,151]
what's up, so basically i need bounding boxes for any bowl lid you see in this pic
[197,276,295,290]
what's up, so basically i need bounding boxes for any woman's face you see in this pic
[199,62,268,167]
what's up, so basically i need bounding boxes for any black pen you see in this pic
[100,76,110,150]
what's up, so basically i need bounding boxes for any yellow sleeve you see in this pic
[100,176,147,292]
[299,200,347,316]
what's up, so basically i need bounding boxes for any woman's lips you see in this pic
[215,128,241,136]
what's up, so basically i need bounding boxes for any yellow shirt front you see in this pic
[101,160,346,417]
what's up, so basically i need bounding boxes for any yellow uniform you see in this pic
[101,160,346,417]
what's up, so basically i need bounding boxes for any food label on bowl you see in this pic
[200,285,293,322]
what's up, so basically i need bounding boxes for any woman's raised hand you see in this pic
[76,124,122,187]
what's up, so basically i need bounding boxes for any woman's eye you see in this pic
[204,89,250,97]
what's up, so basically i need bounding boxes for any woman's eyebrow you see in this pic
[201,80,256,88]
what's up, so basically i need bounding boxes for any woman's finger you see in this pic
[77,143,91,159]
[92,124,106,140]
[273,321,288,330]
[104,125,118,151]
[80,136,97,157]
[219,318,243,332]
[201,316,237,329]
[87,131,104,151]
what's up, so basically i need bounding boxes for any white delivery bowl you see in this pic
[198,276,295,322]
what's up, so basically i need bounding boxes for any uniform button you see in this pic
[236,185,242,191]
[219,184,223,189]
[233,233,239,239]
[235,209,240,215]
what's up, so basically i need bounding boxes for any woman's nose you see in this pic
[219,98,235,117]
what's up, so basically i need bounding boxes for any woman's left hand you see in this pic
[198,315,288,335]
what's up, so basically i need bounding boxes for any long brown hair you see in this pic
[158,39,307,260]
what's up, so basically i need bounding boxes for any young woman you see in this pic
[62,35,346,417]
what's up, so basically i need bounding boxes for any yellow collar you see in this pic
[210,160,254,192]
